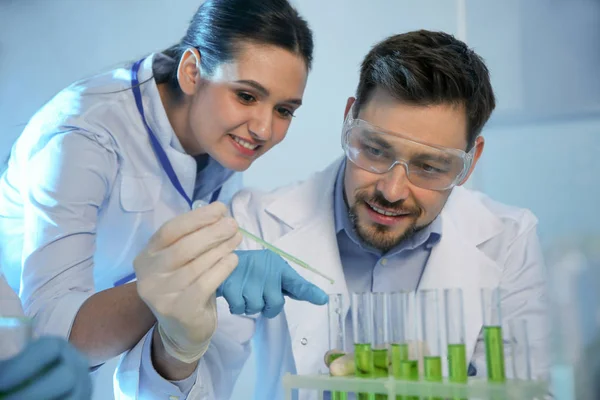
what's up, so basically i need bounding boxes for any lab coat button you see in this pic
[381,258,388,266]
[169,396,179,400]
[301,338,308,345]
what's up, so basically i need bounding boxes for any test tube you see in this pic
[390,292,419,400]
[389,292,409,400]
[372,293,390,400]
[508,319,532,381]
[444,289,468,384]
[481,288,506,382]
[419,290,442,400]
[352,292,374,400]
[328,293,348,400]
[390,292,409,378]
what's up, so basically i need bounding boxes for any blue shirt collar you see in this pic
[193,154,235,200]
[333,159,442,256]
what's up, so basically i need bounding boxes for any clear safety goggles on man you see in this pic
[341,104,475,191]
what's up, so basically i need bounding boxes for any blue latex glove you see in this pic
[0,336,92,400]
[217,250,329,318]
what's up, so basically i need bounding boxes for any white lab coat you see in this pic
[227,158,550,400]
[0,54,245,399]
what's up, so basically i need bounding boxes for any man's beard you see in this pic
[348,190,422,253]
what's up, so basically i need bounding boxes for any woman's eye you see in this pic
[276,107,294,119]
[237,92,256,104]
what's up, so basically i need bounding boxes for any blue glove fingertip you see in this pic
[313,289,329,305]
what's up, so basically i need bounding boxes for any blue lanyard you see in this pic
[131,58,194,208]
[113,59,221,287]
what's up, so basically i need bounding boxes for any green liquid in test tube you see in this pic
[354,343,374,400]
[352,293,375,400]
[484,326,506,382]
[423,356,442,381]
[372,293,391,400]
[328,293,347,400]
[444,288,468,394]
[390,343,409,377]
[399,360,419,400]
[419,290,443,400]
[399,359,419,379]
[447,344,467,382]
[330,353,348,400]
[389,292,418,400]
[481,288,506,383]
[373,348,389,377]
[354,343,375,378]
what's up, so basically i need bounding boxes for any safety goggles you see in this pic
[341,106,475,191]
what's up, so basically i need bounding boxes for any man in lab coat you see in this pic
[228,30,549,399]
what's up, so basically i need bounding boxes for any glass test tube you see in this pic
[390,292,409,379]
[390,292,419,400]
[352,292,374,400]
[444,289,468,384]
[389,292,409,400]
[328,293,348,400]
[419,290,442,383]
[508,319,532,381]
[372,293,390,400]
[0,317,33,361]
[481,288,506,382]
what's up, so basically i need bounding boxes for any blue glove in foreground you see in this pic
[0,336,92,400]
[217,250,329,318]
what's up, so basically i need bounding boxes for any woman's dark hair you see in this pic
[158,0,313,94]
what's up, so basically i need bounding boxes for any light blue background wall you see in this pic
[1,0,598,398]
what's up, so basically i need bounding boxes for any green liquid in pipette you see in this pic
[329,353,348,400]
[239,227,335,284]
[373,348,389,400]
[447,343,468,383]
[424,356,443,400]
[354,343,375,400]
[484,326,506,383]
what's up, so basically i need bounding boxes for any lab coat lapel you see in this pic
[418,188,504,362]
[266,158,350,374]
[138,55,198,202]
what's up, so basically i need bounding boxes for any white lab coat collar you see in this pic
[137,54,198,200]
[264,157,505,374]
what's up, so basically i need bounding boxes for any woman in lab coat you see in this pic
[0,0,317,398]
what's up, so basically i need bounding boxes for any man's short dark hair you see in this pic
[355,30,496,149]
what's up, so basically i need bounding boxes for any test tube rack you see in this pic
[283,373,548,400]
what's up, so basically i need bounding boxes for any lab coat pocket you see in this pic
[120,175,162,212]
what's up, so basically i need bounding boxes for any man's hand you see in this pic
[218,250,329,318]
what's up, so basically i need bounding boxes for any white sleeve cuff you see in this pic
[138,325,208,399]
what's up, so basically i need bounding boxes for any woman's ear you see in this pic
[177,48,202,96]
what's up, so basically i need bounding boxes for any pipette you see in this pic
[191,199,334,284]
[238,227,335,284]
